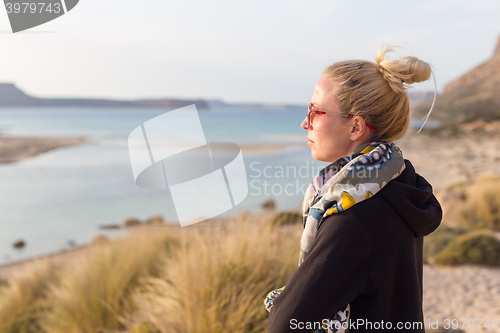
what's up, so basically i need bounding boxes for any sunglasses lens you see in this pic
[307,105,312,128]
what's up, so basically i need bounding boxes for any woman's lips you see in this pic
[307,138,314,146]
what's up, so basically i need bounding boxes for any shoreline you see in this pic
[0,135,87,164]
[0,213,276,280]
[0,243,91,280]
[0,134,305,164]
[0,225,175,280]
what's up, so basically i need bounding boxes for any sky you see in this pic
[0,0,499,105]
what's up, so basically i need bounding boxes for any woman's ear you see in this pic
[349,115,368,141]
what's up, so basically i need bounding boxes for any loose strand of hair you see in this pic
[416,70,437,134]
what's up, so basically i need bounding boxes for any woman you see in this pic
[265,46,443,333]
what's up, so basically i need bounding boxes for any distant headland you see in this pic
[0,83,306,110]
[0,83,210,109]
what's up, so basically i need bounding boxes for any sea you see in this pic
[0,106,439,265]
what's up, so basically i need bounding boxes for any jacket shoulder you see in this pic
[317,193,389,234]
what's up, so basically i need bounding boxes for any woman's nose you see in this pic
[301,116,309,130]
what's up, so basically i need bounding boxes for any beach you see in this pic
[396,121,500,191]
[0,243,90,281]
[423,264,500,333]
[0,135,86,163]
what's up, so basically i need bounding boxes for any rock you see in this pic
[261,199,276,211]
[98,223,121,230]
[124,218,142,228]
[426,35,500,124]
[145,215,164,225]
[13,239,25,248]
[92,235,110,245]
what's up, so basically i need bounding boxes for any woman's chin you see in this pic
[311,150,327,162]
[311,149,338,163]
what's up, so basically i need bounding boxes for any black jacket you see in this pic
[268,159,442,332]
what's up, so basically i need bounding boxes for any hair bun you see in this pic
[375,45,432,93]
[398,56,432,84]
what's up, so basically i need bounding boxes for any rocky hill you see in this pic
[422,36,500,124]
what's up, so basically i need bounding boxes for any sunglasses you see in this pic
[307,103,376,132]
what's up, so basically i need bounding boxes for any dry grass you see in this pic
[458,175,500,230]
[433,229,500,267]
[125,214,300,333]
[39,228,176,333]
[0,213,301,333]
[0,259,57,329]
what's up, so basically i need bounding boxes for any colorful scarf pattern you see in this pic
[299,140,405,264]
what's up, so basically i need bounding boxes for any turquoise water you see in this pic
[0,106,328,264]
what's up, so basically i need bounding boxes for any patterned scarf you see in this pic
[299,140,405,265]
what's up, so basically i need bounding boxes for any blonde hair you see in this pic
[324,45,433,142]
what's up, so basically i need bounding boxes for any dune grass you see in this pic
[458,175,500,231]
[425,176,500,266]
[126,214,300,333]
[0,227,177,333]
[0,259,57,332]
[433,229,500,267]
[0,213,301,333]
[423,225,469,262]
[39,228,177,333]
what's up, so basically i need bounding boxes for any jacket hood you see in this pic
[379,159,442,237]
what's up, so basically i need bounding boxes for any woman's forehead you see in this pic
[312,76,339,105]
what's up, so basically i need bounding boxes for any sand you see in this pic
[396,124,500,191]
[0,134,302,164]
[0,135,86,163]
[424,264,500,333]
[0,245,90,281]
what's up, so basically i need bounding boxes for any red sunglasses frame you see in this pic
[307,103,376,132]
